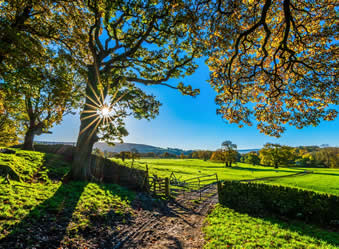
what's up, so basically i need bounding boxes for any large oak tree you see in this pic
[70,0,204,180]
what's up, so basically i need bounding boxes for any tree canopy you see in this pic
[207,0,338,137]
[0,0,89,76]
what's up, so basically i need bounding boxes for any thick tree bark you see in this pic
[23,128,35,150]
[71,65,101,181]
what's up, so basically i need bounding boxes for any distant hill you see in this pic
[93,142,260,155]
[93,142,195,156]
[238,149,260,154]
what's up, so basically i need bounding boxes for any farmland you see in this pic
[117,158,339,196]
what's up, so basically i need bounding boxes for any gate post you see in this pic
[165,177,170,197]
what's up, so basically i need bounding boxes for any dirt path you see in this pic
[111,185,218,249]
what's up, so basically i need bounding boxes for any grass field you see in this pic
[204,205,339,249]
[261,168,339,196]
[116,158,339,195]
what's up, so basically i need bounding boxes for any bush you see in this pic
[218,181,339,227]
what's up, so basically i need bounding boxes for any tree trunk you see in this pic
[23,128,35,150]
[70,65,101,181]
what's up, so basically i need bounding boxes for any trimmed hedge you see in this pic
[218,181,339,227]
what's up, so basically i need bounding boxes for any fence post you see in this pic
[144,164,150,192]
[165,177,170,197]
[198,177,201,200]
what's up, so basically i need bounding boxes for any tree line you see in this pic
[95,143,338,169]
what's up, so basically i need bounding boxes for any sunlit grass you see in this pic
[204,205,339,249]
[0,149,135,243]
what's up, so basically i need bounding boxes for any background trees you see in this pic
[206,0,338,137]
[259,143,296,168]
[0,85,24,146]
[2,51,81,150]
[0,0,89,148]
[243,152,260,166]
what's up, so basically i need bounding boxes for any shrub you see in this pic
[218,181,339,227]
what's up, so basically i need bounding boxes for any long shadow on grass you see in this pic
[0,181,87,249]
[292,168,339,177]
[229,166,301,174]
[220,204,339,246]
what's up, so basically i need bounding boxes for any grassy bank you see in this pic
[0,149,134,248]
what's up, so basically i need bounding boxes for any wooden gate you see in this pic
[148,175,170,197]
[170,173,219,200]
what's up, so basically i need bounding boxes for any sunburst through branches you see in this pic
[79,83,122,141]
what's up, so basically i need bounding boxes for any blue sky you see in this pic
[37,59,339,150]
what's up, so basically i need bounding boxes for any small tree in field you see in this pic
[222,140,237,167]
[259,143,295,168]
[131,149,140,167]
[244,152,260,166]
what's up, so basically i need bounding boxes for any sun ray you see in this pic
[85,94,101,108]
[82,109,98,114]
[86,116,102,144]
[100,86,105,104]
[110,87,120,104]
[102,115,108,127]
[79,116,101,135]
[106,115,116,125]
[88,82,103,107]
[85,102,100,110]
[80,112,99,121]
[111,91,128,106]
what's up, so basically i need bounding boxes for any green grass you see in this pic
[260,168,339,195]
[116,158,339,195]
[0,149,135,246]
[117,158,302,181]
[204,205,339,249]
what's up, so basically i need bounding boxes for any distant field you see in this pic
[115,158,339,195]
